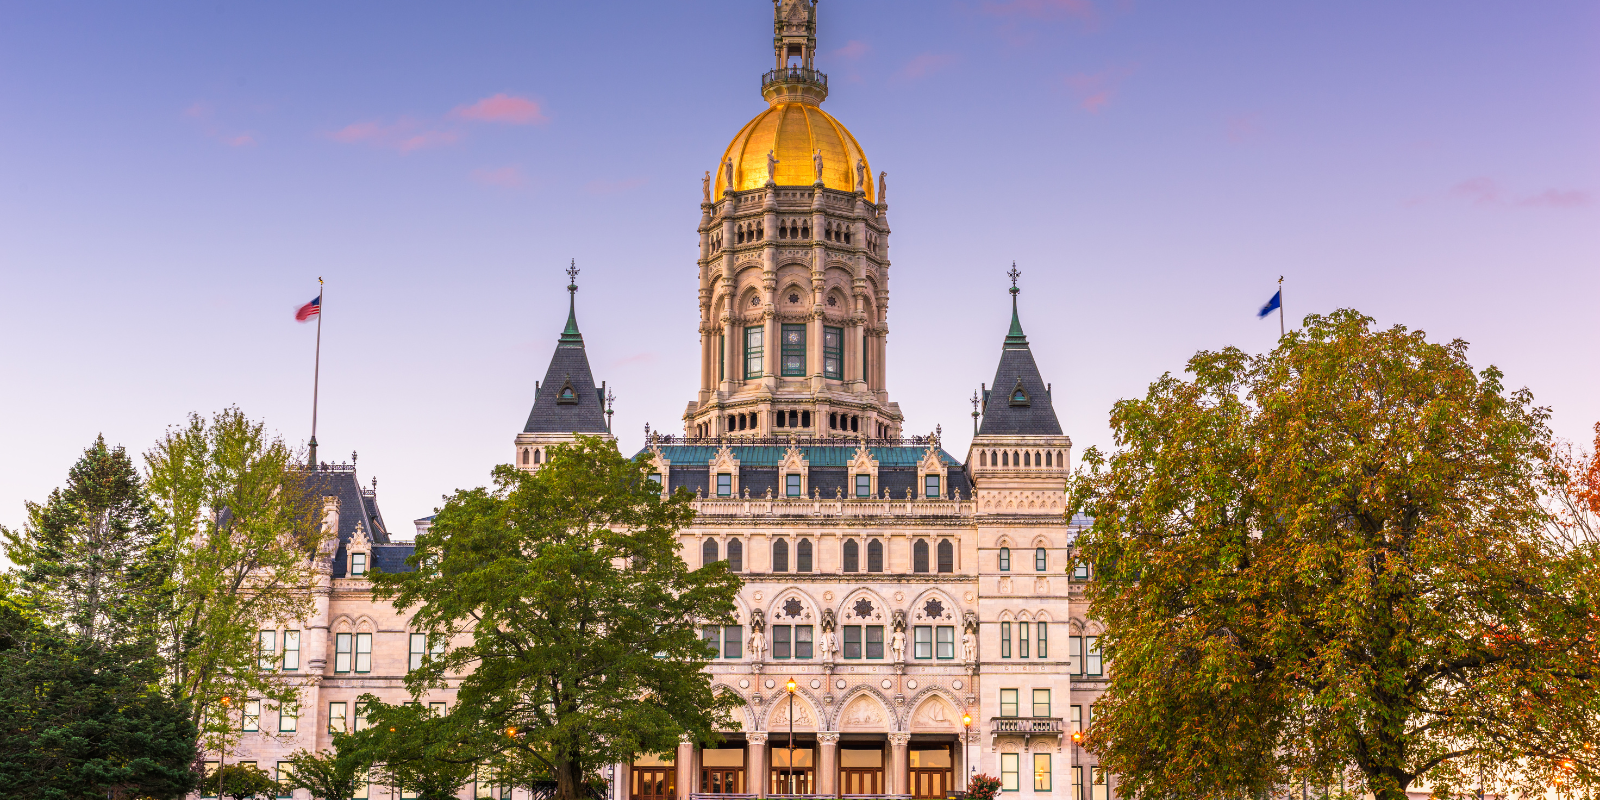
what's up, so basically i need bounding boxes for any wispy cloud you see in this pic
[469,165,527,188]
[327,92,547,152]
[1520,188,1591,208]
[450,93,547,125]
[831,40,870,61]
[894,53,959,82]
[183,102,257,147]
[1063,68,1132,113]
[1449,177,1591,209]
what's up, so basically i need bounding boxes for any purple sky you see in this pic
[2,1,1597,542]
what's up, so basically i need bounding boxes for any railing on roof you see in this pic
[298,462,357,473]
[691,495,974,520]
[761,66,828,91]
[650,435,936,448]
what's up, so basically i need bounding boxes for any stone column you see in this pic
[747,732,768,798]
[889,732,910,796]
[817,732,839,796]
[677,736,694,800]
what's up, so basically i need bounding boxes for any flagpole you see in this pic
[309,277,323,468]
[1277,275,1285,337]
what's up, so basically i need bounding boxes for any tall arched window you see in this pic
[1023,451,1030,466]
[913,540,930,573]
[867,539,884,573]
[702,539,718,568]
[980,451,987,466]
[772,539,789,572]
[842,539,859,572]
[1035,547,1047,571]
[533,449,542,464]
[1045,451,1052,466]
[521,448,529,465]
[797,539,813,572]
[727,540,743,572]
[1001,451,1008,466]
[937,540,954,573]
[999,547,1011,571]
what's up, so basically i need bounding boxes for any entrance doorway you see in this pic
[632,753,675,800]
[909,746,953,799]
[839,746,884,795]
[770,746,814,795]
[700,746,746,794]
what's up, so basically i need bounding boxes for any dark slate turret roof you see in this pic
[523,280,610,434]
[299,465,415,577]
[977,285,1063,436]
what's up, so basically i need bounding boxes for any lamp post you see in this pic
[962,712,974,792]
[785,678,798,796]
[218,695,231,800]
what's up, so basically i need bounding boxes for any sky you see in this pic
[2,1,1597,542]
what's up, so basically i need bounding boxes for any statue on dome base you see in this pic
[766,150,780,185]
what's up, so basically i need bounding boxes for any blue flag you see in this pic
[1258,289,1281,319]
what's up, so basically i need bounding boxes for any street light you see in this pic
[785,678,798,796]
[962,712,974,786]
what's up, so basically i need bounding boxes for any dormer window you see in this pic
[350,552,367,576]
[557,378,578,405]
[1010,378,1031,407]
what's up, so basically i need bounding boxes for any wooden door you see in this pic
[839,768,883,795]
[633,769,675,800]
[700,768,744,794]
[911,769,950,799]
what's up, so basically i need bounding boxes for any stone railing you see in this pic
[691,497,975,520]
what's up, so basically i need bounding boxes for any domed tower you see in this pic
[684,0,902,440]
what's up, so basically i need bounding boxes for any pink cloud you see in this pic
[470,165,526,188]
[327,118,460,152]
[1519,189,1591,208]
[450,93,548,125]
[1448,178,1591,209]
[980,0,1096,21]
[832,40,870,61]
[1450,177,1502,205]
[894,53,959,82]
[1063,68,1131,113]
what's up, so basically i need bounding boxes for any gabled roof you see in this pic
[977,284,1063,437]
[299,465,414,577]
[523,280,609,434]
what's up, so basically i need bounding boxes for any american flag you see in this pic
[295,295,321,322]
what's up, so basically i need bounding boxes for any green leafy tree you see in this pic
[212,762,282,800]
[0,591,198,799]
[2,435,170,646]
[143,408,326,753]
[1070,310,1600,800]
[372,435,743,800]
[348,699,481,800]
[280,739,369,800]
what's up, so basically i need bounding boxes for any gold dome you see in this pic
[714,102,873,202]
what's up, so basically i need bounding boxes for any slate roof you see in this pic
[635,443,973,499]
[523,289,609,434]
[977,292,1063,437]
[299,466,415,577]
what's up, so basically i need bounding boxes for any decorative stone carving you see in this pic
[766,150,780,185]
[813,149,824,183]
[855,159,866,192]
[888,732,911,747]
[703,170,711,203]
[839,696,886,730]
[878,171,887,203]
[725,158,736,190]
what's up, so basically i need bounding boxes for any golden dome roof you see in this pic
[715,102,873,202]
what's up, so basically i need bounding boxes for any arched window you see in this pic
[867,539,884,573]
[1013,450,1021,465]
[1045,451,1052,466]
[534,449,542,464]
[727,540,743,572]
[937,540,954,573]
[913,540,930,573]
[797,539,813,573]
[999,547,1011,571]
[1002,451,1009,466]
[772,539,789,572]
[842,539,859,573]
[980,451,987,466]
[521,448,529,465]
[1035,547,1047,571]
[702,539,718,567]
[1023,451,1031,466]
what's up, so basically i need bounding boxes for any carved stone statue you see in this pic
[892,609,907,632]
[748,627,767,660]
[766,150,780,185]
[702,170,711,203]
[962,629,977,662]
[962,610,980,634]
[855,159,866,192]
[878,171,887,203]
[725,158,736,190]
[819,629,838,660]
[890,629,906,661]
[821,608,837,631]
[813,149,825,183]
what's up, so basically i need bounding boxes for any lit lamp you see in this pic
[785,678,798,796]
[962,713,974,781]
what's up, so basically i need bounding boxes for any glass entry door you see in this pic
[632,753,676,800]
[770,746,814,795]
[700,747,746,794]
[909,747,952,799]
[839,747,884,795]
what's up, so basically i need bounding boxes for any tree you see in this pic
[1549,422,1600,550]
[212,762,282,800]
[1069,310,1600,800]
[371,436,743,800]
[2,435,169,646]
[347,699,480,800]
[280,739,369,800]
[143,408,326,753]
[0,591,198,799]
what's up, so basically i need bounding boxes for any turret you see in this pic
[514,262,615,470]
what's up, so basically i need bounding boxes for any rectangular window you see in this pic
[795,625,813,659]
[744,326,764,379]
[723,626,743,660]
[648,473,662,485]
[781,323,807,377]
[999,688,1018,718]
[277,763,294,798]
[1090,768,1108,800]
[864,625,884,659]
[258,630,276,670]
[773,625,792,659]
[936,626,955,659]
[913,626,932,659]
[355,632,372,674]
[429,701,446,717]
[329,702,348,734]
[279,702,298,732]
[786,473,802,497]
[1036,548,1048,571]
[1000,753,1019,792]
[862,336,869,383]
[242,699,260,732]
[822,326,842,379]
[854,474,871,498]
[282,631,300,670]
[355,702,370,732]
[410,632,427,671]
[1037,623,1048,658]
[1033,754,1051,791]
[843,625,862,659]
[1019,622,1030,658]
[718,334,725,382]
[202,762,219,798]
[1069,705,1082,734]
[335,632,352,673]
[999,548,1011,571]
[717,473,732,497]
[702,625,721,657]
[351,552,367,576]
[1073,560,1089,581]
[1070,636,1084,675]
[1033,689,1051,718]
[1073,767,1083,800]
[1086,636,1102,676]
[923,474,940,499]
[1001,622,1012,658]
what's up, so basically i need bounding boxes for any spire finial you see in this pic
[567,259,580,293]
[1004,263,1029,348]
[560,260,584,346]
[1008,262,1020,295]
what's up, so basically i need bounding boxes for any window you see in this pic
[786,473,802,497]
[202,762,220,797]
[1001,622,1012,658]
[862,336,869,383]
[243,699,260,732]
[1019,622,1030,658]
[355,632,372,673]
[702,625,721,657]
[723,626,743,659]
[781,324,807,376]
[727,539,743,571]
[1086,636,1102,676]
[335,632,352,673]
[1070,636,1084,675]
[843,626,862,659]
[795,625,813,658]
[865,625,884,659]
[355,701,370,732]
[410,632,427,670]
[282,631,300,670]
[797,539,813,572]
[1069,705,1082,734]
[1034,754,1051,791]
[716,473,732,497]
[648,473,662,486]
[999,688,1018,717]
[774,625,792,659]
[914,626,932,659]
[351,552,367,576]
[1037,623,1048,658]
[744,326,764,379]
[936,626,955,659]
[279,702,297,732]
[1033,689,1051,718]
[913,540,930,573]
[937,540,953,573]
[258,630,276,670]
[277,763,294,798]
[854,474,871,498]
[718,334,725,381]
[923,474,940,498]
[1073,767,1084,800]
[329,702,348,734]
[866,539,883,572]
[772,539,789,572]
[1090,768,1108,800]
[1000,753,1020,792]
[1072,559,1090,581]
[703,539,718,567]
[429,701,446,717]
[1035,547,1047,571]
[822,326,842,379]
[999,547,1011,571]
[842,539,859,572]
